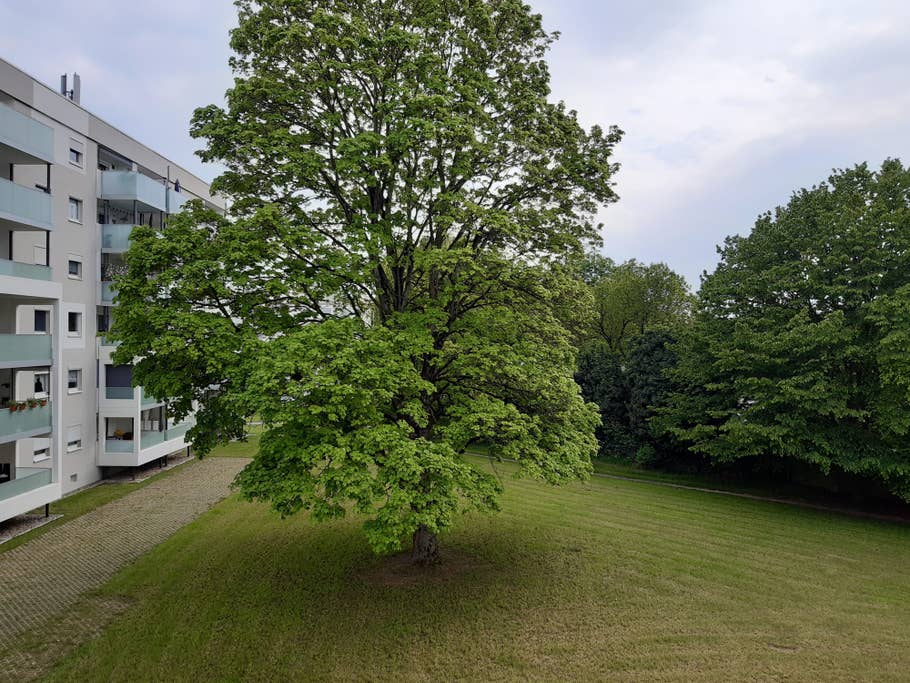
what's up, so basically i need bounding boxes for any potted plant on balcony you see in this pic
[27,398,39,409]
[38,398,48,407]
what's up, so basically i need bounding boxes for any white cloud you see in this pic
[537,0,910,285]
[2,1,908,286]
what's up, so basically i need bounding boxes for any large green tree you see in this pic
[657,160,910,500]
[112,0,621,562]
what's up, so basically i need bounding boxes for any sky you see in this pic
[2,1,909,288]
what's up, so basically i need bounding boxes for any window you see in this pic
[66,426,83,453]
[67,311,82,337]
[68,197,82,223]
[33,443,50,463]
[34,371,50,396]
[67,368,82,392]
[69,139,85,168]
[34,309,49,333]
[67,258,82,279]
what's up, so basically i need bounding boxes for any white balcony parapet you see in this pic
[0,334,52,368]
[98,171,167,213]
[0,176,52,230]
[0,102,54,163]
[0,467,52,502]
[0,402,52,443]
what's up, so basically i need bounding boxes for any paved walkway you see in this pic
[0,457,248,640]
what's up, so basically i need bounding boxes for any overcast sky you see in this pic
[2,1,908,287]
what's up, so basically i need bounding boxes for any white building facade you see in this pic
[0,59,223,523]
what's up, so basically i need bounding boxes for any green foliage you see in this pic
[111,0,620,554]
[575,342,631,456]
[657,160,910,500]
[590,259,691,356]
[575,330,681,461]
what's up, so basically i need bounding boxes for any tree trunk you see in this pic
[412,524,440,565]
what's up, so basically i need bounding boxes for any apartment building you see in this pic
[0,58,223,523]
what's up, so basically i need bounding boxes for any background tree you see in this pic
[656,160,910,501]
[591,260,690,357]
[112,0,622,562]
[573,261,690,459]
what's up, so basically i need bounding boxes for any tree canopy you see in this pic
[590,260,690,357]
[656,160,910,500]
[111,0,622,561]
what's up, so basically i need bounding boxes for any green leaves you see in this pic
[113,0,619,554]
[658,160,910,499]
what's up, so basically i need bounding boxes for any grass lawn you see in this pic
[30,454,910,682]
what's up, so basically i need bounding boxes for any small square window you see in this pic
[34,309,49,333]
[68,368,82,392]
[67,311,82,336]
[33,447,50,463]
[68,197,83,223]
[69,148,83,167]
[67,259,82,279]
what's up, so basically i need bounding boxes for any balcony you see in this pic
[101,224,134,252]
[101,281,117,304]
[0,403,51,442]
[0,258,52,281]
[0,467,52,502]
[140,422,191,448]
[0,177,52,231]
[104,438,135,453]
[0,334,52,368]
[0,102,54,164]
[98,171,167,213]
[105,386,134,400]
[141,388,162,406]
[167,189,188,214]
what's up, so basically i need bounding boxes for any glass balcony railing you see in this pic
[141,388,161,406]
[0,176,52,230]
[101,281,117,303]
[167,189,188,214]
[101,224,134,251]
[0,258,52,280]
[140,422,192,449]
[0,467,52,502]
[0,102,54,163]
[0,403,51,439]
[105,386,134,400]
[0,334,52,365]
[104,438,135,453]
[98,171,167,212]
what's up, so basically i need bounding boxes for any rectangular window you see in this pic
[66,425,83,453]
[67,259,82,279]
[34,371,50,396]
[68,197,82,223]
[67,311,82,336]
[67,368,82,392]
[33,446,50,463]
[34,309,49,333]
[69,148,83,166]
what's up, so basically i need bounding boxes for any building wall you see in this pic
[0,56,223,499]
